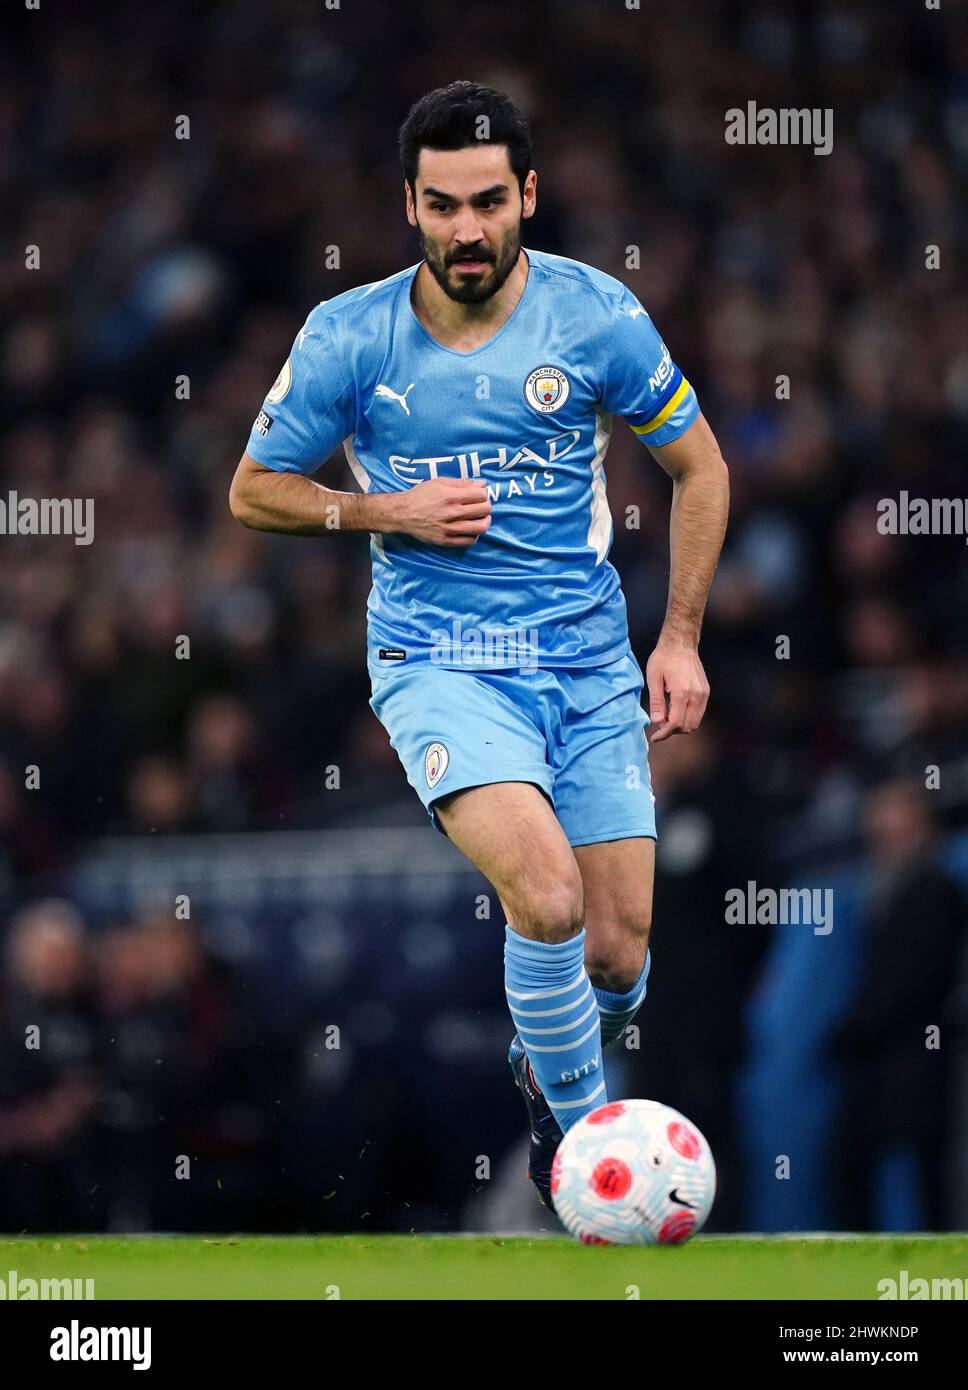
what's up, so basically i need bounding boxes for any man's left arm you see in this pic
[645,413,729,742]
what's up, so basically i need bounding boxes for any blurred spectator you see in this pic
[124,753,194,834]
[632,724,772,1230]
[0,900,99,1230]
[93,915,236,1231]
[830,780,967,1230]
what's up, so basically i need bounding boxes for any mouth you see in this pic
[452,257,490,272]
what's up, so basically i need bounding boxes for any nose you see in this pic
[452,213,486,252]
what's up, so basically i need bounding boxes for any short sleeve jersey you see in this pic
[245,248,699,669]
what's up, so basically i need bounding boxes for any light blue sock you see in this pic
[594,948,651,1047]
[504,924,606,1132]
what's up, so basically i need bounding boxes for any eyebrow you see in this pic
[421,184,509,202]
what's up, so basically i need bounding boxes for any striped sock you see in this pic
[594,948,651,1048]
[504,924,606,1132]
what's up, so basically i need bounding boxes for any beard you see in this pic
[417,219,522,305]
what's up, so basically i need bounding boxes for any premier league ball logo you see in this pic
[265,358,293,404]
[524,365,570,414]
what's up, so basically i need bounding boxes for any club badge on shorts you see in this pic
[524,365,570,414]
[425,742,449,789]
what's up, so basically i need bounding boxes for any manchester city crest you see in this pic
[524,365,570,414]
[425,741,449,790]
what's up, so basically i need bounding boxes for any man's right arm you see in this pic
[229,451,492,547]
[234,308,490,546]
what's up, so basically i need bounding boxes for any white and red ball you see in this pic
[551,1099,716,1245]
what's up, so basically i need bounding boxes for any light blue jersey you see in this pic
[245,248,699,671]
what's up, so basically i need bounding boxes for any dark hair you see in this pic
[398,80,533,198]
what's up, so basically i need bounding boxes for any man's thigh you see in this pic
[434,781,583,942]
[368,655,654,952]
[368,660,582,938]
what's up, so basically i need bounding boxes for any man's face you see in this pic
[406,144,536,305]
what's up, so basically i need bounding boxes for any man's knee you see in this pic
[585,911,651,992]
[510,864,585,944]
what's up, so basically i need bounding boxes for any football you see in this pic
[551,1099,716,1245]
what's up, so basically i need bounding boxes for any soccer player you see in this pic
[230,81,729,1209]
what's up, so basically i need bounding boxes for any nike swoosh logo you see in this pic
[669,1188,696,1209]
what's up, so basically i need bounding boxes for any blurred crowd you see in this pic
[1,0,967,1232]
[0,902,239,1232]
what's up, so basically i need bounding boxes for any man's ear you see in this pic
[523,169,537,219]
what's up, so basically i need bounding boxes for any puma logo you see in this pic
[628,305,647,320]
[374,382,416,415]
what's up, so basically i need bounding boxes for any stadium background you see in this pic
[1,0,966,1238]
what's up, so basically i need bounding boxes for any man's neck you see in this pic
[411,249,530,351]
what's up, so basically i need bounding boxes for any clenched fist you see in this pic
[389,477,492,548]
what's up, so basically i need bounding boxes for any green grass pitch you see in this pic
[1,1234,966,1299]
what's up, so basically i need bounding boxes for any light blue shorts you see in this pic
[367,645,656,846]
